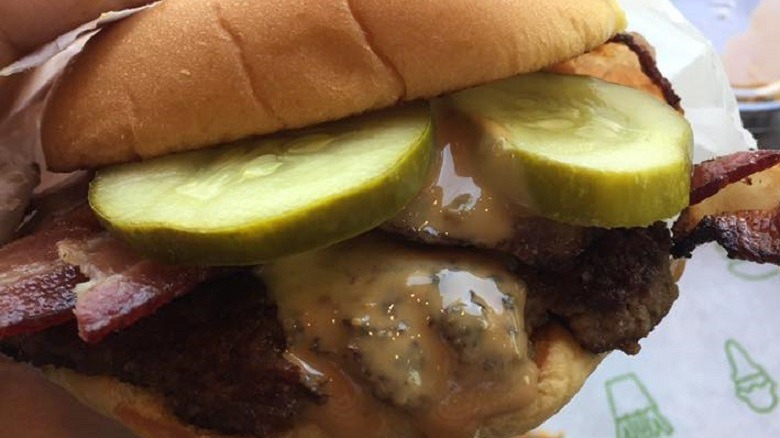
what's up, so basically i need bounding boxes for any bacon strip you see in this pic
[1,204,213,342]
[673,151,780,263]
[609,33,682,111]
[60,234,213,343]
[673,207,780,262]
[0,206,99,338]
[689,150,780,205]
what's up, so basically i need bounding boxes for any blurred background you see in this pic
[673,0,780,148]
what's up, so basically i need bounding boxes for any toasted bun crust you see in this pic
[40,324,600,438]
[41,0,626,172]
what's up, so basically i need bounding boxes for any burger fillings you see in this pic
[2,71,686,437]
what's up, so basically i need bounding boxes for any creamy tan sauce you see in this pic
[387,107,516,245]
[260,235,538,438]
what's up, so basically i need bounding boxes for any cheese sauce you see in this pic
[258,104,545,437]
[260,235,538,438]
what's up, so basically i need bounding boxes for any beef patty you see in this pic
[522,223,678,354]
[0,272,320,437]
[0,225,677,437]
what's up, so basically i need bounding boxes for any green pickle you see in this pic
[93,74,693,265]
[90,105,433,265]
[441,73,693,227]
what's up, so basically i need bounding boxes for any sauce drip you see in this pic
[260,235,538,438]
[387,106,516,245]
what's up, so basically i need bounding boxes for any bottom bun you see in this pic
[40,323,601,438]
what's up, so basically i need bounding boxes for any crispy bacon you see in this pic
[673,151,780,263]
[689,150,780,205]
[1,204,213,342]
[609,33,682,111]
[60,234,213,343]
[673,207,780,263]
[0,206,99,338]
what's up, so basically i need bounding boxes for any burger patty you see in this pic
[383,215,603,269]
[0,226,676,437]
[386,219,678,354]
[522,223,678,354]
[0,272,320,437]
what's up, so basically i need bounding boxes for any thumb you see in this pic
[0,0,156,68]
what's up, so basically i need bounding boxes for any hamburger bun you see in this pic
[41,0,625,171]
[42,324,600,438]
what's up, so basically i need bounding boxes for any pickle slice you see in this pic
[442,73,693,227]
[90,105,432,265]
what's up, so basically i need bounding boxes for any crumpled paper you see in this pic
[0,5,154,242]
[538,1,779,437]
[0,5,155,78]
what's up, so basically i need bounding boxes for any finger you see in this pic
[0,74,23,120]
[0,0,155,68]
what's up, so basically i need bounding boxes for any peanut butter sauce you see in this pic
[387,106,516,246]
[260,235,538,438]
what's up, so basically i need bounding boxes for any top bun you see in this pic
[41,0,625,171]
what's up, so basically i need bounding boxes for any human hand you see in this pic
[0,0,157,116]
[0,0,155,67]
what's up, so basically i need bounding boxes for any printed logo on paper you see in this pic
[605,373,673,438]
[725,339,778,414]
[727,259,779,281]
[718,248,780,281]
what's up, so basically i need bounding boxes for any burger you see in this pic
[0,0,729,437]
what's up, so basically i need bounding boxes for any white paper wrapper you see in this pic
[0,5,153,242]
[539,1,779,437]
